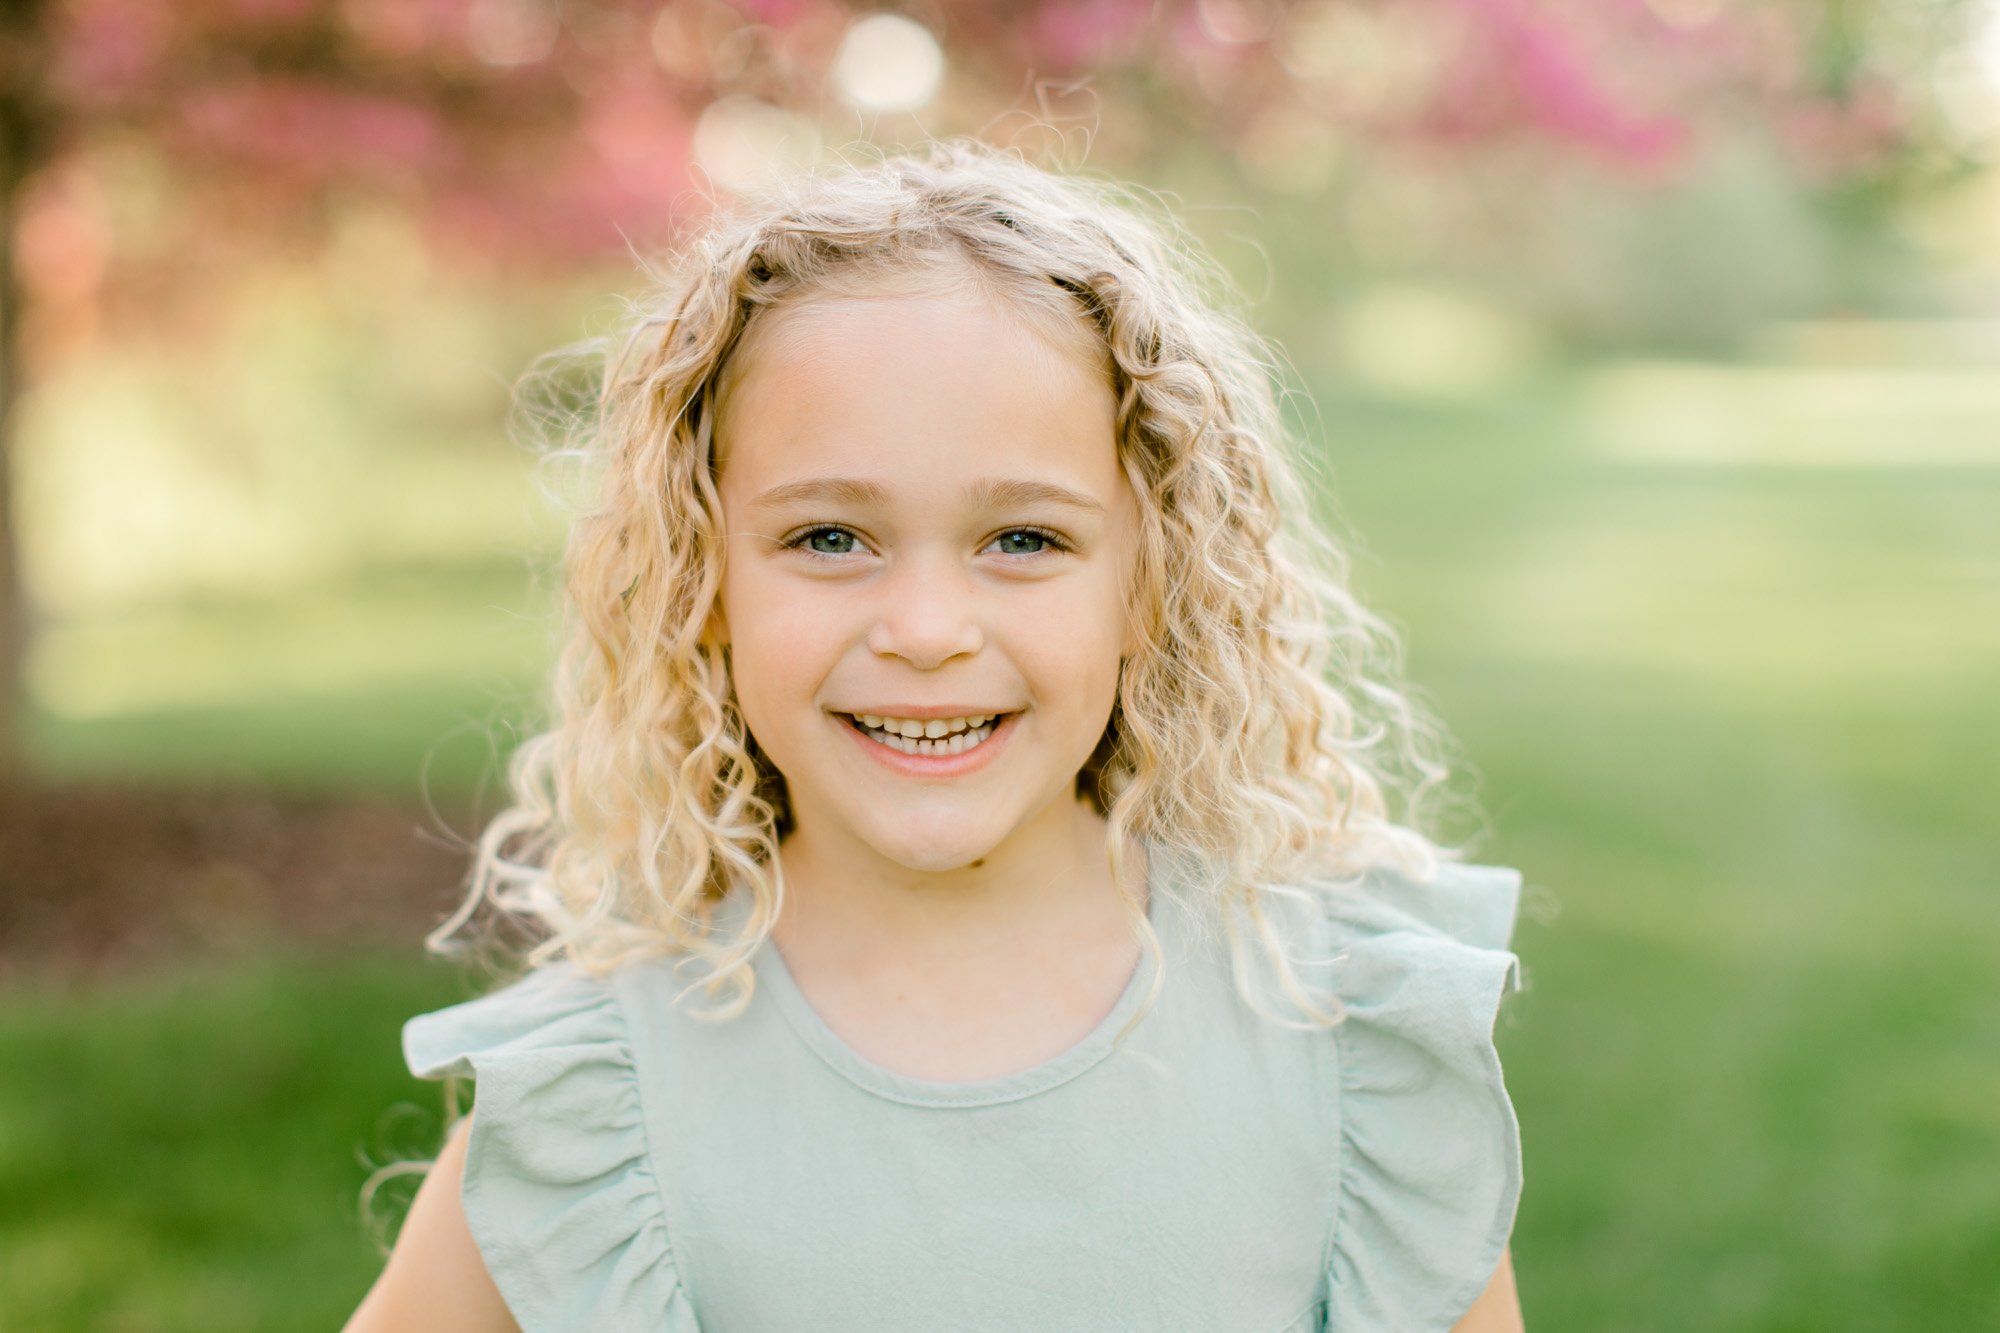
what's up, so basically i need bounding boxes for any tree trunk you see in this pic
[0,0,55,780]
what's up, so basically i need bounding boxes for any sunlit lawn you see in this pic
[20,560,558,805]
[0,948,484,1331]
[4,364,1996,1329]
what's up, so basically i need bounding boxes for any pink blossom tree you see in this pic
[0,0,1914,772]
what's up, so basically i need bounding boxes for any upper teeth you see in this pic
[855,713,996,738]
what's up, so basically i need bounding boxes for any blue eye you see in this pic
[789,526,859,558]
[779,524,1073,563]
[993,528,1057,555]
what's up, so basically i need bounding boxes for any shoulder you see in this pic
[395,961,702,1332]
[401,960,627,1084]
[343,1114,519,1333]
[1306,855,1525,1047]
[1309,855,1528,1332]
[1314,854,1524,957]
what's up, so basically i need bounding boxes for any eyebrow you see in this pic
[750,476,1108,516]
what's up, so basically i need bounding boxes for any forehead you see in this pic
[712,282,1120,499]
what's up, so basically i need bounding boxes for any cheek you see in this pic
[719,573,829,707]
[724,556,828,644]
[1012,587,1128,706]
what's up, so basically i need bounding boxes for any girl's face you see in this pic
[711,279,1140,874]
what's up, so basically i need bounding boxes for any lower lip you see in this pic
[835,711,1020,777]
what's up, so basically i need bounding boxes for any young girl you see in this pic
[346,138,1527,1333]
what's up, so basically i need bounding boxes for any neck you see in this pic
[769,801,1146,976]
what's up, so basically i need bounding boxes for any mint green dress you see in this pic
[402,843,1525,1332]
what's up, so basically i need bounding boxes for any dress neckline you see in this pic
[743,839,1171,1109]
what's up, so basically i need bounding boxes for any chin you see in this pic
[860,821,1008,873]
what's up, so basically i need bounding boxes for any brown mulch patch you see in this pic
[0,776,483,984]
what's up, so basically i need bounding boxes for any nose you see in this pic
[864,547,984,668]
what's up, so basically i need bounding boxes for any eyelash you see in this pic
[780,524,1074,564]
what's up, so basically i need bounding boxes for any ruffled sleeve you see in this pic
[402,962,700,1333]
[1319,859,1526,1332]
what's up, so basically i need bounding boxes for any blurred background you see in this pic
[0,0,1994,1328]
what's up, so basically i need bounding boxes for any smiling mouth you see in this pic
[837,712,1017,757]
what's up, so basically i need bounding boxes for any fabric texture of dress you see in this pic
[402,841,1526,1332]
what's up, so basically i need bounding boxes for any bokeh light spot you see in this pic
[832,13,945,114]
[1197,0,1282,46]
[693,96,822,194]
[466,0,559,67]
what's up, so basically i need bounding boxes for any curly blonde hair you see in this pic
[425,136,1479,1038]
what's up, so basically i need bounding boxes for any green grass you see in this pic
[20,561,557,803]
[8,362,1997,1329]
[1462,672,1999,1328]
[1319,375,2000,1327]
[0,946,485,1332]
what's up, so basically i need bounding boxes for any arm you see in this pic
[1450,1247,1523,1333]
[342,1112,521,1333]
